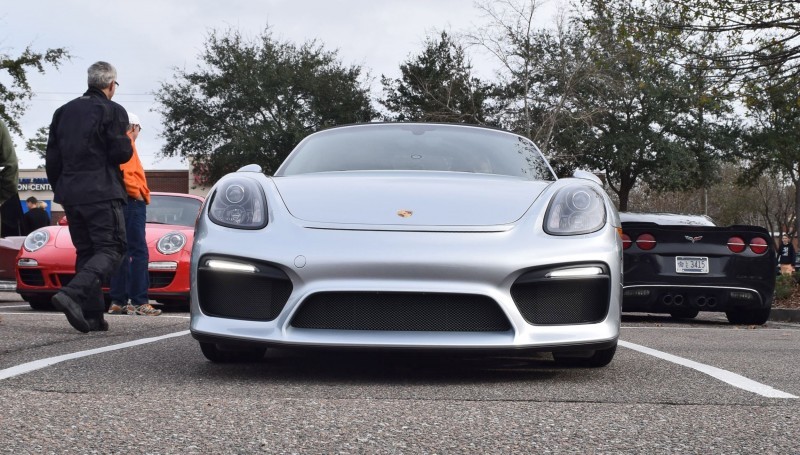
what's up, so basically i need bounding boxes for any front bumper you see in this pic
[190,220,622,350]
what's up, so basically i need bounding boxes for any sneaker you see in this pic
[51,292,90,333]
[135,303,162,316]
[123,304,137,315]
[108,301,126,315]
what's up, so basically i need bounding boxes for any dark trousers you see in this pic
[110,198,149,305]
[62,199,127,313]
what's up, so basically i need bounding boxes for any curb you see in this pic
[770,308,800,323]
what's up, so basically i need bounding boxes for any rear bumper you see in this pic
[622,284,771,313]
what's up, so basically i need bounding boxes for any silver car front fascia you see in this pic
[190,174,622,349]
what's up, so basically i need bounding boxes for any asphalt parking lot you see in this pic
[1,291,798,454]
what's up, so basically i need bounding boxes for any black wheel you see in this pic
[199,342,266,363]
[553,342,617,368]
[669,308,699,319]
[24,295,54,311]
[725,308,771,325]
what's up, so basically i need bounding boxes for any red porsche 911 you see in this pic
[16,192,204,310]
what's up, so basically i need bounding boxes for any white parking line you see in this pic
[619,340,798,399]
[0,330,189,380]
[0,312,189,319]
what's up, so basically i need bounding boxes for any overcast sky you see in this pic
[2,0,562,170]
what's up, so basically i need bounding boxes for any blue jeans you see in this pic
[109,198,149,305]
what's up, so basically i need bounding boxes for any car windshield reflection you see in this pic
[146,196,202,227]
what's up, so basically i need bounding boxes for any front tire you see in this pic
[725,308,771,325]
[199,342,266,363]
[553,342,617,368]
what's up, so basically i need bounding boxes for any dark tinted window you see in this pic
[277,124,556,181]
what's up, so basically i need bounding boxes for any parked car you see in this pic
[16,192,204,310]
[0,236,25,285]
[190,123,622,365]
[620,212,776,325]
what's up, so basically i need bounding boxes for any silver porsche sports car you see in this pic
[190,123,622,367]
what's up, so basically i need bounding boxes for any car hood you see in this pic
[272,172,552,226]
[54,223,194,248]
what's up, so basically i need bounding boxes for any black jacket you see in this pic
[22,207,50,235]
[45,87,133,205]
[779,243,796,265]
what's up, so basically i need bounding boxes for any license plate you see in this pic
[676,256,708,274]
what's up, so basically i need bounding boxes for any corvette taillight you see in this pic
[621,233,632,250]
[636,233,656,250]
[727,236,746,253]
[749,237,768,254]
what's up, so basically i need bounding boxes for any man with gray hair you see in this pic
[46,61,133,332]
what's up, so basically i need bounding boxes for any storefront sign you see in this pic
[18,178,52,191]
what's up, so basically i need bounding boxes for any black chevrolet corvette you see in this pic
[620,212,776,325]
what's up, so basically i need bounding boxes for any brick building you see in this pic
[15,169,206,225]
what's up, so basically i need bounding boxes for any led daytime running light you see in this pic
[206,260,258,273]
[546,266,604,278]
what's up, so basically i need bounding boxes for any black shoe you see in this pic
[51,292,90,333]
[86,317,109,332]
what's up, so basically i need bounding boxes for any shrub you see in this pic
[775,274,795,300]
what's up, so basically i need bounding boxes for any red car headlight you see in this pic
[24,229,50,252]
[157,232,187,255]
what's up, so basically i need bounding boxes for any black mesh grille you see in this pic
[291,292,511,332]
[58,274,110,288]
[149,272,176,289]
[197,261,292,321]
[57,274,73,287]
[19,269,45,286]
[511,277,610,325]
[60,272,173,290]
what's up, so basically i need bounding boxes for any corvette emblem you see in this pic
[397,210,413,218]
[685,235,703,243]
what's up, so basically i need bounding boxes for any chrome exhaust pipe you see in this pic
[707,297,717,308]
[662,294,673,305]
[696,296,707,307]
[673,294,685,305]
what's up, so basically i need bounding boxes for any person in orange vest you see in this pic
[107,112,161,316]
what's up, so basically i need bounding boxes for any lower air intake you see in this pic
[197,260,292,321]
[291,292,511,332]
[511,274,610,325]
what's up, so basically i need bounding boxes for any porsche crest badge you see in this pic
[397,210,413,218]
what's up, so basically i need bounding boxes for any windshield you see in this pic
[146,195,202,227]
[276,124,556,181]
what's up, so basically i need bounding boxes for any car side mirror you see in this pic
[237,164,263,173]
[573,170,602,185]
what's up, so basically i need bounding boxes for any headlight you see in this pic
[24,229,50,252]
[544,185,606,235]
[208,177,268,229]
[157,232,187,255]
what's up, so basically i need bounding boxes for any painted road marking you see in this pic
[0,330,189,380]
[619,340,798,399]
[0,325,796,400]
[0,312,189,319]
